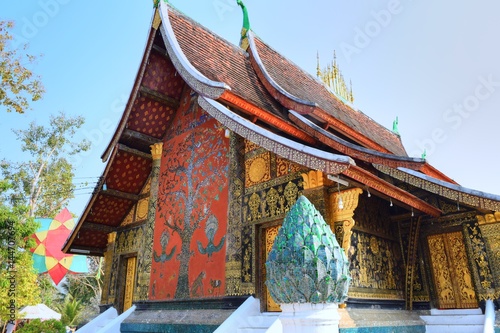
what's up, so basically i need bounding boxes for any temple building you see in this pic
[63,1,500,332]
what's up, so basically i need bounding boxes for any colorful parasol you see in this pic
[30,208,88,285]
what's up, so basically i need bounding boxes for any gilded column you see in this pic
[329,188,363,254]
[225,134,245,296]
[135,142,163,300]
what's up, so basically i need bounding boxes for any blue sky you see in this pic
[1,0,499,217]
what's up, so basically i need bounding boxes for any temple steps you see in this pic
[420,308,484,333]
[236,314,281,333]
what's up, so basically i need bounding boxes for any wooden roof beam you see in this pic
[139,85,180,109]
[122,128,160,147]
[117,143,152,160]
[152,44,168,57]
[80,222,116,233]
[67,246,104,256]
[101,188,140,202]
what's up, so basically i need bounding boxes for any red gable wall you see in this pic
[149,89,229,300]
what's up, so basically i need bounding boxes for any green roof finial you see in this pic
[421,149,427,160]
[153,0,168,8]
[392,116,400,136]
[237,0,251,50]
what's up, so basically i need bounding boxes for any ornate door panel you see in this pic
[264,225,281,312]
[427,232,478,309]
[123,256,137,312]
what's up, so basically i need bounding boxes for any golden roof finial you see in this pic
[316,51,321,78]
[318,50,354,104]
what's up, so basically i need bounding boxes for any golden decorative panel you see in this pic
[467,222,499,300]
[264,225,281,312]
[276,157,303,178]
[427,232,478,309]
[243,174,303,225]
[301,170,324,190]
[135,197,149,221]
[349,231,403,296]
[244,139,260,153]
[123,256,137,312]
[122,207,135,227]
[245,153,271,187]
[477,212,500,225]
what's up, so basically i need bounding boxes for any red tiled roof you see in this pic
[168,8,285,118]
[252,37,407,156]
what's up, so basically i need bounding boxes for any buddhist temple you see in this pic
[63,1,500,332]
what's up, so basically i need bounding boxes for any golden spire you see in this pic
[318,51,354,104]
[316,52,321,78]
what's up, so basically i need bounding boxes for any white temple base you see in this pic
[279,303,340,333]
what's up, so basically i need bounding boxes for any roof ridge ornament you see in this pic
[237,0,251,50]
[392,116,400,136]
[317,51,354,104]
[153,0,168,8]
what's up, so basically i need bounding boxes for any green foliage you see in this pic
[55,294,82,327]
[1,112,90,218]
[0,184,41,324]
[38,275,60,309]
[58,257,103,323]
[16,319,65,333]
[0,21,44,113]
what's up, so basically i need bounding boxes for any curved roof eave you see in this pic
[198,96,354,174]
[290,110,426,170]
[158,1,230,99]
[375,164,500,212]
[247,31,317,114]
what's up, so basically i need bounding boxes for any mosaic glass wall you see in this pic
[149,92,229,300]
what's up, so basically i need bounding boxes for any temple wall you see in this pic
[419,211,500,308]
[149,91,229,300]
[101,179,152,308]
[348,195,405,301]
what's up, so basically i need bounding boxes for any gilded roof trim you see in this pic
[375,164,500,211]
[198,96,354,174]
[289,110,425,169]
[158,1,230,99]
[342,165,442,217]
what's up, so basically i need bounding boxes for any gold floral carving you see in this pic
[245,139,260,153]
[301,170,324,190]
[329,188,362,253]
[141,177,152,194]
[150,142,163,160]
[122,207,135,226]
[477,212,500,225]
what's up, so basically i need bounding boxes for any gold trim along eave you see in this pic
[342,165,442,217]
[198,96,354,175]
[375,164,500,212]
